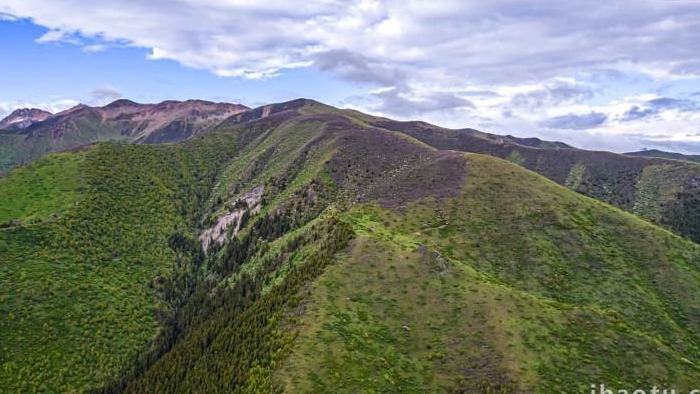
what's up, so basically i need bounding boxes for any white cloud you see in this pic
[88,87,122,105]
[35,29,70,43]
[3,1,699,83]
[0,98,79,118]
[82,44,107,53]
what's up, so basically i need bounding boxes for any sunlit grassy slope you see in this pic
[279,154,700,393]
[364,116,700,245]
[0,151,86,225]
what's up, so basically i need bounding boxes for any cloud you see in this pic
[621,106,657,121]
[0,98,78,118]
[648,97,697,110]
[510,80,594,112]
[460,90,501,98]
[3,0,700,152]
[3,0,700,84]
[88,87,122,105]
[620,97,699,121]
[313,49,406,86]
[356,87,475,117]
[35,29,70,43]
[541,111,608,130]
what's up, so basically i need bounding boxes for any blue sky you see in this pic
[1,1,700,153]
[0,19,359,107]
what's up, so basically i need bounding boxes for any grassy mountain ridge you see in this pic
[1,99,699,392]
[360,117,700,244]
[4,97,700,245]
[279,153,700,392]
[626,149,700,164]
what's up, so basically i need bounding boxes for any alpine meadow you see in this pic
[2,2,700,393]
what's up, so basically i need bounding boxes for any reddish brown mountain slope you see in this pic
[0,99,249,172]
[0,108,52,130]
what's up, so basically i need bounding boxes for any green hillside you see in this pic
[0,136,237,392]
[0,151,85,225]
[1,100,699,392]
[365,118,700,245]
[0,118,128,175]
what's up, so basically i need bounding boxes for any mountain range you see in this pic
[5,98,699,244]
[0,108,52,130]
[626,148,700,164]
[0,99,248,173]
[1,98,699,392]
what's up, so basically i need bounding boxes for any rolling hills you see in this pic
[4,98,700,246]
[626,149,700,164]
[1,99,699,392]
[355,117,700,244]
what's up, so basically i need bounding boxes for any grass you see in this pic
[277,236,527,393]
[3,106,700,392]
[506,150,525,166]
[211,118,328,201]
[0,151,86,224]
[633,163,686,222]
[378,116,700,244]
[277,153,700,392]
[564,162,585,190]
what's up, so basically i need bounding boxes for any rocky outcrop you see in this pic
[200,186,264,251]
[0,108,52,130]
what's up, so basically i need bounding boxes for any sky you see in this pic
[1,1,700,153]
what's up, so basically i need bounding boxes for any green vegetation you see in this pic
[0,134,23,173]
[275,154,700,392]
[373,117,700,244]
[0,115,128,174]
[0,151,85,225]
[0,136,236,392]
[114,213,354,393]
[633,164,683,221]
[564,162,585,190]
[278,236,521,393]
[1,102,699,393]
[506,150,525,166]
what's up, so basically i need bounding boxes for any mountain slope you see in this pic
[112,104,699,393]
[0,136,238,392]
[0,108,52,130]
[1,99,699,392]
[357,117,700,244]
[4,98,700,246]
[0,99,248,173]
[626,149,700,164]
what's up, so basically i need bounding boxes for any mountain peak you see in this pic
[102,99,142,108]
[0,108,52,130]
[56,104,91,116]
